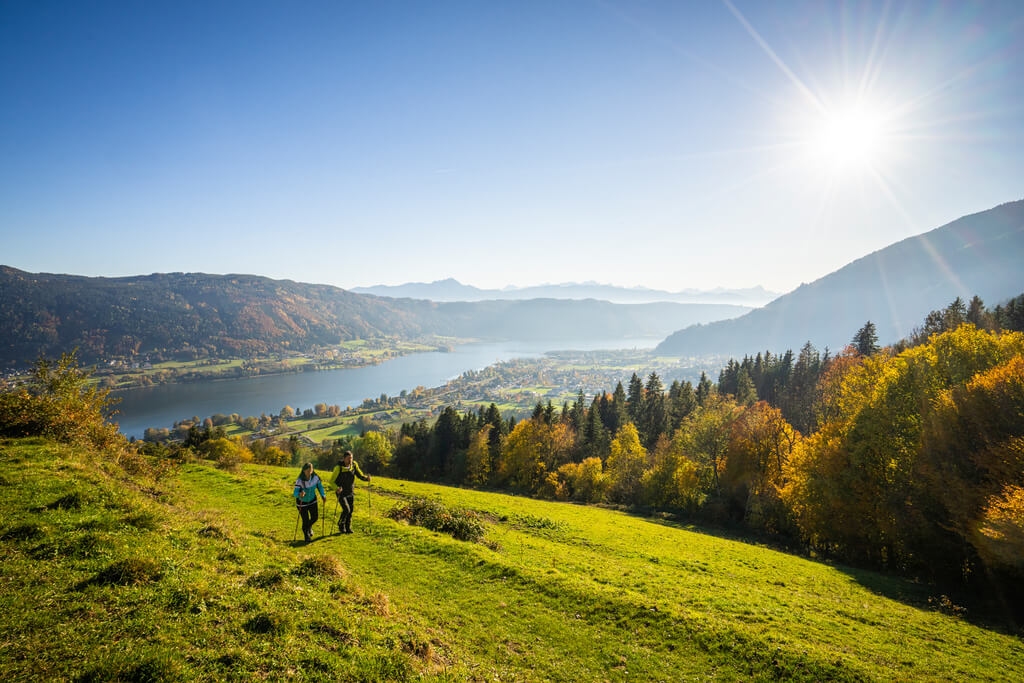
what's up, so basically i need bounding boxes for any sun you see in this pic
[809,101,887,168]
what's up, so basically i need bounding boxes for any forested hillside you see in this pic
[0,267,748,366]
[658,200,1024,356]
[1,362,1022,680]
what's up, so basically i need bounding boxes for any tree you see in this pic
[200,437,255,470]
[720,402,798,530]
[556,457,607,503]
[466,426,492,486]
[852,321,880,356]
[641,432,703,512]
[668,380,697,431]
[640,372,670,448]
[606,423,647,504]
[583,397,611,460]
[280,405,295,419]
[734,369,757,406]
[783,325,1024,575]
[354,430,392,473]
[967,295,993,330]
[627,373,645,426]
[498,419,550,491]
[695,372,713,406]
[677,394,737,496]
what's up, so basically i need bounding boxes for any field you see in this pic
[2,437,1022,681]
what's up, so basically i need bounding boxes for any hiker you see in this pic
[293,462,325,542]
[331,450,370,534]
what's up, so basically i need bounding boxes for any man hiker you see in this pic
[293,462,325,542]
[331,450,370,534]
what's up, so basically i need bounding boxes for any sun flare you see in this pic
[809,102,887,168]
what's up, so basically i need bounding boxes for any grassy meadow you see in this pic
[1,437,1022,681]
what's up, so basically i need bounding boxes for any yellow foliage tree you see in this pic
[606,423,647,503]
[465,425,492,486]
[499,418,551,492]
[783,325,1024,573]
[720,401,799,530]
[556,457,607,502]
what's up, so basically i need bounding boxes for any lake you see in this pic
[113,338,659,439]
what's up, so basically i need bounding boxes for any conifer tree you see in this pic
[696,372,713,405]
[852,321,880,356]
[669,380,697,431]
[641,372,669,448]
[627,373,645,425]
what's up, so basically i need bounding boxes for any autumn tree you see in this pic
[465,425,492,486]
[605,423,647,504]
[720,402,798,531]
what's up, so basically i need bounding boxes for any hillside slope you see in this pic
[0,268,749,365]
[2,438,1020,681]
[658,200,1024,356]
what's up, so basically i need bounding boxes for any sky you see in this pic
[1,0,1022,294]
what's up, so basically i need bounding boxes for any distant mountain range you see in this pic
[657,200,1024,357]
[0,267,751,366]
[352,280,779,306]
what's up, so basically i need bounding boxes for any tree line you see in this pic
[367,293,1024,602]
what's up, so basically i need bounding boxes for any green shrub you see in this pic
[386,497,486,542]
[0,352,124,454]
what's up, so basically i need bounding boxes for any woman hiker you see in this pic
[331,450,370,534]
[293,462,326,542]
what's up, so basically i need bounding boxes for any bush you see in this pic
[0,351,124,453]
[386,497,486,542]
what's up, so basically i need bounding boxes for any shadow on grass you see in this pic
[617,503,1024,636]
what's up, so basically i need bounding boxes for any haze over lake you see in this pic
[114,338,659,439]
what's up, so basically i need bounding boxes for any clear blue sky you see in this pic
[1,1,1021,293]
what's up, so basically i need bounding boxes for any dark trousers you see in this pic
[338,493,354,531]
[298,500,318,537]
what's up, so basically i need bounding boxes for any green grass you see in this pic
[2,437,1022,681]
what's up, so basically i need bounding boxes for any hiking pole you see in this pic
[292,507,300,542]
[321,498,326,537]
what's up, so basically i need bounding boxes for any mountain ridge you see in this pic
[352,279,779,306]
[0,268,750,366]
[657,199,1024,356]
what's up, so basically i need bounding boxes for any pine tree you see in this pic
[669,380,697,430]
[641,372,669,448]
[696,372,713,405]
[852,321,880,355]
[735,368,757,406]
[610,382,628,433]
[627,373,645,426]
